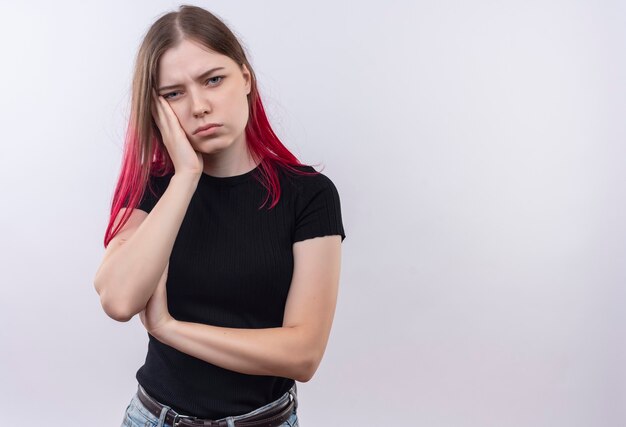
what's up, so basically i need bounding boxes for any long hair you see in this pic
[103,4,321,248]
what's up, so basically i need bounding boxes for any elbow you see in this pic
[96,286,134,323]
[295,365,315,383]
[102,296,134,322]
[104,302,134,323]
[294,348,323,383]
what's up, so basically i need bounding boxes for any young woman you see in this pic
[93,5,346,427]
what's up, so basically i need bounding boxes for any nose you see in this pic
[190,89,212,118]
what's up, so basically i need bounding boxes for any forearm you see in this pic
[96,173,199,319]
[153,320,316,382]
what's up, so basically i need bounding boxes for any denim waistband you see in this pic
[134,382,298,427]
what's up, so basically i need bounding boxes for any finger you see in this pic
[150,90,158,120]
[151,90,165,130]
[151,89,161,116]
[153,91,174,131]
[159,100,185,133]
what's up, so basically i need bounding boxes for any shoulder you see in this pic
[279,164,343,211]
[151,170,175,182]
[279,164,339,195]
[146,171,174,191]
[135,171,174,211]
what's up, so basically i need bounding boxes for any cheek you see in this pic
[221,91,249,123]
[238,100,250,127]
[223,84,248,107]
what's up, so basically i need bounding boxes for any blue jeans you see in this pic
[121,383,299,427]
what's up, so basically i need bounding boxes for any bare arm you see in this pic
[94,172,199,322]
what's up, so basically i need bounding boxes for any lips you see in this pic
[193,123,222,135]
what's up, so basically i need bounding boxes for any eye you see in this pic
[206,76,224,86]
[162,91,180,100]
[162,76,224,100]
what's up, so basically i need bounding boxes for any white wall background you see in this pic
[0,1,624,426]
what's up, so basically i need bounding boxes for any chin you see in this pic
[197,137,232,151]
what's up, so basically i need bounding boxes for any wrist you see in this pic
[173,170,201,184]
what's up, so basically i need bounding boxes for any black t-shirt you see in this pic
[123,163,346,418]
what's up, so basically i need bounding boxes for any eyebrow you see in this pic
[157,67,226,92]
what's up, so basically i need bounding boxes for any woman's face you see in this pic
[155,38,251,154]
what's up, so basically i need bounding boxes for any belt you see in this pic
[136,384,297,427]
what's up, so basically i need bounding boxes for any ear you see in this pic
[241,63,251,95]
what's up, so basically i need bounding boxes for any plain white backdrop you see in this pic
[0,1,624,426]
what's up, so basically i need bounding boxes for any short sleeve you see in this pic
[122,174,169,214]
[293,173,346,243]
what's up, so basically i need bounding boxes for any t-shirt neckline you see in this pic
[200,162,261,186]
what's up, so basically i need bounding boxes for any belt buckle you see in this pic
[173,413,198,427]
